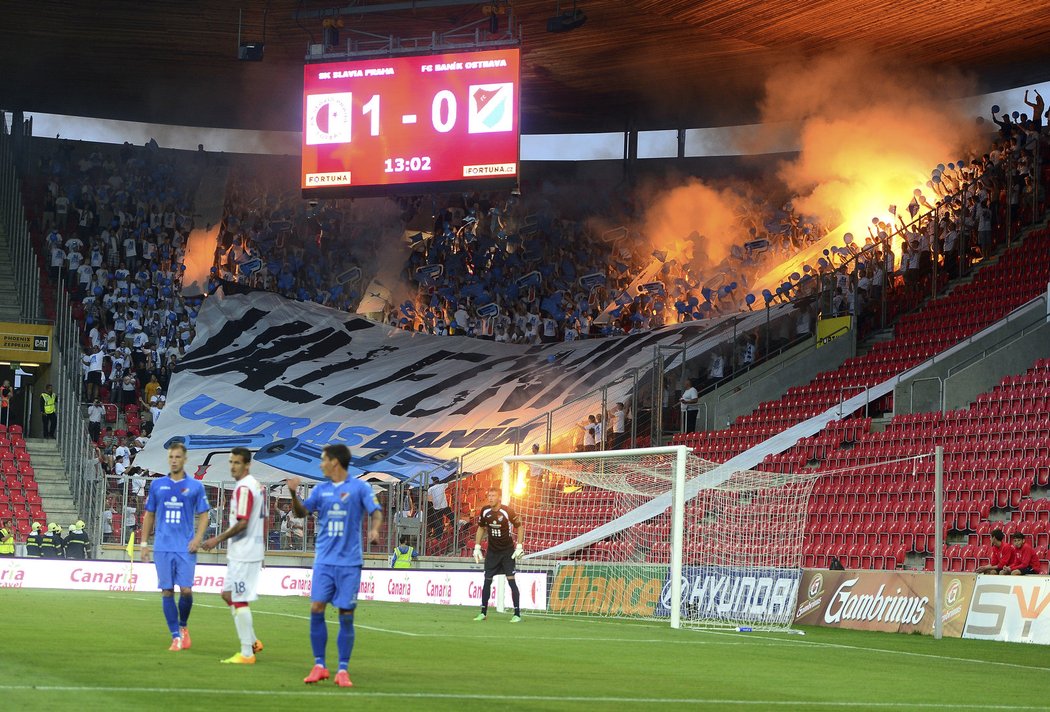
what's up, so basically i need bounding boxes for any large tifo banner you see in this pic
[0,559,547,610]
[137,291,712,483]
[793,570,975,637]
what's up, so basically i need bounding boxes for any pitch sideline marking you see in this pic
[191,601,422,637]
[102,596,1050,669]
[0,685,1048,708]
[109,592,422,638]
[106,596,748,644]
[699,629,1050,673]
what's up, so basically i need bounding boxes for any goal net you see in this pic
[503,446,820,631]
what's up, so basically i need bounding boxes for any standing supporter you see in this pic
[679,378,700,433]
[87,398,104,443]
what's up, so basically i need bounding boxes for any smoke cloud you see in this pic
[636,49,983,281]
[761,50,981,232]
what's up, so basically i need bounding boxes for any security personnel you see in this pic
[25,522,45,558]
[389,536,418,569]
[41,522,65,559]
[0,521,14,557]
[39,383,58,439]
[64,521,91,559]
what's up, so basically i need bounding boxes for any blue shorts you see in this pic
[311,564,362,610]
[155,551,197,590]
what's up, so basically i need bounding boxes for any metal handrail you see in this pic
[944,297,1049,379]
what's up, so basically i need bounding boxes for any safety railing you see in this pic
[0,112,41,320]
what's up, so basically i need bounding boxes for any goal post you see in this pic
[502,445,821,632]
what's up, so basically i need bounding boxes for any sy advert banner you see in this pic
[793,569,975,637]
[962,575,1050,644]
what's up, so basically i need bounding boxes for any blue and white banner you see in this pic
[136,291,713,484]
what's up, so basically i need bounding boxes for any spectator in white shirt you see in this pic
[426,476,453,537]
[609,402,627,449]
[87,398,105,442]
[679,378,700,433]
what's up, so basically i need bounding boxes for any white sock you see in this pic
[232,606,256,657]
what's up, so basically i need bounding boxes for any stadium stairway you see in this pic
[0,216,36,321]
[24,438,78,526]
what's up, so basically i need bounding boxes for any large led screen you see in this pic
[302,48,520,196]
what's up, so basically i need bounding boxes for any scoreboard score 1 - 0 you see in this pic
[301,48,520,197]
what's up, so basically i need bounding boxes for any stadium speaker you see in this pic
[546,9,587,33]
[238,42,265,61]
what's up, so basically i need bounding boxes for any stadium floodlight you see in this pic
[503,446,821,632]
[546,0,586,33]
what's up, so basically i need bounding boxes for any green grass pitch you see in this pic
[2,588,1049,711]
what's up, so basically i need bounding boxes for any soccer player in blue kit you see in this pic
[140,442,211,651]
[286,444,382,688]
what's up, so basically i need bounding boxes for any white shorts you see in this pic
[223,560,262,602]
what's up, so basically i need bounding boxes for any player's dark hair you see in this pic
[230,446,252,463]
[1011,532,1025,541]
[323,443,351,470]
[991,529,1004,542]
[167,441,187,455]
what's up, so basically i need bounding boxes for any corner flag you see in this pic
[126,532,135,561]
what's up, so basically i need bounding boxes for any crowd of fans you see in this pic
[204,102,1047,352]
[27,138,207,496]
[10,92,1047,555]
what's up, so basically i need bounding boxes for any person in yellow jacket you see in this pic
[389,536,418,568]
[40,384,58,439]
[0,520,14,557]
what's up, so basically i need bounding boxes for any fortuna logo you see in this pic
[332,503,342,511]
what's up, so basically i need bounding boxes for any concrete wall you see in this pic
[697,326,856,431]
[895,296,1050,415]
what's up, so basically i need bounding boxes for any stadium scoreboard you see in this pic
[301,48,520,197]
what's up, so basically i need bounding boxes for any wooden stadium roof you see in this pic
[2,0,1049,133]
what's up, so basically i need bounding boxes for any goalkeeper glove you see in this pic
[512,544,524,560]
[473,544,483,564]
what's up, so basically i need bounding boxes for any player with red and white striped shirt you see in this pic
[202,446,267,664]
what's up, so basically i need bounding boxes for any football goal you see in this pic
[502,445,821,631]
